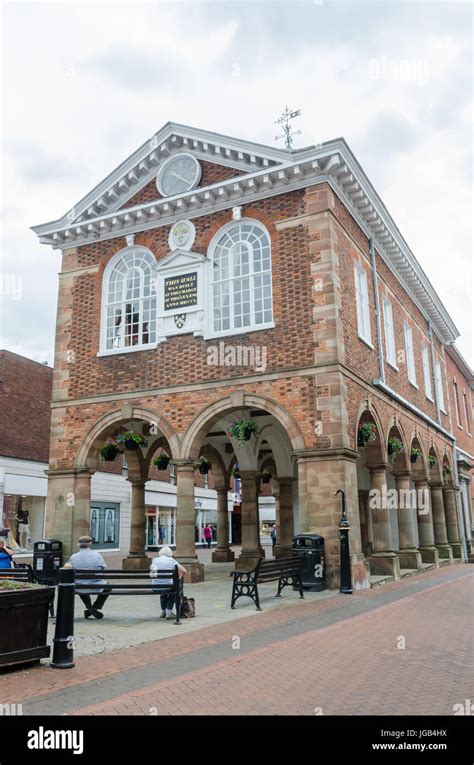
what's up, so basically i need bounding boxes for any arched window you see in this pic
[102,247,157,352]
[210,221,273,334]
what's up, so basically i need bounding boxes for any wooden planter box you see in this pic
[0,583,54,668]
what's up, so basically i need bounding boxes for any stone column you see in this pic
[430,482,453,562]
[274,477,294,558]
[368,465,400,579]
[272,479,281,557]
[212,487,234,562]
[358,490,370,558]
[295,449,370,591]
[415,478,439,567]
[443,486,463,559]
[236,470,262,571]
[123,480,148,570]
[175,461,204,582]
[45,469,94,561]
[394,472,422,570]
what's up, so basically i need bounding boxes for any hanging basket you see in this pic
[260,472,272,484]
[153,453,170,470]
[100,445,119,462]
[227,420,259,447]
[116,432,146,451]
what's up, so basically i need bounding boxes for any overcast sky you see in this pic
[1,0,472,366]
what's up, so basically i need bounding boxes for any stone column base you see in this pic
[235,551,262,572]
[178,559,205,583]
[450,543,464,559]
[212,548,235,563]
[436,545,453,562]
[399,549,423,570]
[369,552,401,580]
[419,547,439,566]
[122,555,150,571]
[274,545,293,559]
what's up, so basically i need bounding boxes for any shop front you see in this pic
[0,463,47,553]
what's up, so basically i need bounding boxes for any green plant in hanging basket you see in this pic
[260,470,272,484]
[153,450,171,470]
[442,465,451,481]
[195,456,212,475]
[428,454,437,467]
[358,422,377,447]
[227,419,259,447]
[116,431,147,451]
[387,437,403,459]
[410,447,421,463]
[231,463,240,477]
[99,437,122,462]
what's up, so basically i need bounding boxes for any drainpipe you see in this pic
[370,238,385,384]
[428,321,440,423]
[452,438,468,562]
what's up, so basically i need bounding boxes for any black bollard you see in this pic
[51,567,75,669]
[335,489,353,594]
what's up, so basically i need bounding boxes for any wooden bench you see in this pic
[230,556,304,611]
[73,568,183,624]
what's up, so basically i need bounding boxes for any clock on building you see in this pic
[157,153,202,197]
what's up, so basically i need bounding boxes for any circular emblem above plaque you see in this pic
[168,219,196,251]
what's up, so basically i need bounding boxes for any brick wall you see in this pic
[445,351,473,453]
[0,350,52,462]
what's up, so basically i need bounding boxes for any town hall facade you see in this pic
[32,123,473,588]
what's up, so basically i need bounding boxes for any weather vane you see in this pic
[275,106,302,149]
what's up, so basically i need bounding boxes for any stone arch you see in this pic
[427,443,443,483]
[180,392,306,462]
[441,450,454,487]
[408,432,428,480]
[386,416,410,473]
[75,406,180,470]
[355,401,385,465]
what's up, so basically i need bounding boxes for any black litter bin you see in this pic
[33,539,63,584]
[292,534,325,591]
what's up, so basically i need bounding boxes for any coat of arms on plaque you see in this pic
[174,314,186,329]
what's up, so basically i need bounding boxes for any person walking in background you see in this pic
[150,547,187,619]
[0,539,13,571]
[204,524,212,549]
[68,535,110,619]
[271,524,277,552]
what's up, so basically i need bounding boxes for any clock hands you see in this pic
[169,170,189,184]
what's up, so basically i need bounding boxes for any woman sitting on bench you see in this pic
[150,547,187,620]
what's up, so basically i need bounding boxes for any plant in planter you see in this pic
[260,470,272,484]
[99,437,122,462]
[442,465,451,482]
[227,419,259,447]
[195,456,212,475]
[231,463,240,478]
[358,422,377,447]
[410,447,422,464]
[116,431,147,451]
[387,437,403,460]
[153,450,171,470]
[428,454,437,468]
[0,581,54,668]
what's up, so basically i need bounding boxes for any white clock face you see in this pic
[157,153,201,197]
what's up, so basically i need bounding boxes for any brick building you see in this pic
[32,123,473,586]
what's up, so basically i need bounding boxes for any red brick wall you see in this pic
[445,352,473,452]
[65,190,310,399]
[120,160,247,210]
[0,351,52,462]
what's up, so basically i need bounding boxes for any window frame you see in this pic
[98,245,158,357]
[453,379,462,428]
[421,345,433,401]
[434,360,446,413]
[354,261,372,347]
[206,218,275,339]
[382,296,397,368]
[404,322,417,387]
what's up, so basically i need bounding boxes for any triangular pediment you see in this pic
[34,123,289,231]
[155,248,207,272]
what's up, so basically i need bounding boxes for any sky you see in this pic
[0,0,472,366]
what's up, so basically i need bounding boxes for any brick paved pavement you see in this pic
[2,564,472,716]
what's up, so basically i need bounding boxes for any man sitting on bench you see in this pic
[68,535,110,620]
[150,547,187,620]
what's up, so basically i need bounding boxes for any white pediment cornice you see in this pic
[31,123,288,231]
[31,133,459,345]
[155,248,207,272]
